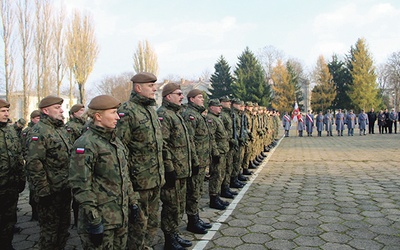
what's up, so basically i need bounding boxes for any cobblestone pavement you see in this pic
[13,128,400,249]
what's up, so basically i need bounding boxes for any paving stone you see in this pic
[320,232,351,243]
[348,239,383,250]
[294,235,326,247]
[265,239,298,249]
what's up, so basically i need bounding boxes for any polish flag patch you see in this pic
[31,136,39,141]
[158,117,163,121]
[119,113,125,117]
[66,128,71,132]
[189,115,195,120]
[76,148,85,154]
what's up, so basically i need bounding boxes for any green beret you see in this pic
[131,72,157,83]
[208,99,222,107]
[30,110,41,118]
[245,101,253,107]
[70,104,85,114]
[187,89,203,99]
[0,99,10,108]
[162,82,180,97]
[17,118,26,126]
[219,96,231,102]
[88,95,121,110]
[38,95,63,108]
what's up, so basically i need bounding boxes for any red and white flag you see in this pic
[292,102,300,122]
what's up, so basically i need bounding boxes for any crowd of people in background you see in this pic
[0,72,281,250]
[282,107,399,137]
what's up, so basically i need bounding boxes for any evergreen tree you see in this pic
[271,59,295,114]
[347,38,381,112]
[328,54,352,109]
[209,55,234,99]
[311,55,336,112]
[233,47,272,106]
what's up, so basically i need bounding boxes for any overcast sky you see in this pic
[60,0,400,85]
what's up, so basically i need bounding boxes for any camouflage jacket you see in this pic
[69,122,138,233]
[116,92,164,191]
[25,114,72,197]
[157,100,194,178]
[206,111,230,155]
[220,107,236,145]
[182,102,211,167]
[21,122,35,157]
[0,121,25,194]
[65,117,86,142]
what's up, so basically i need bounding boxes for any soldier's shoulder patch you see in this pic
[66,127,71,132]
[76,147,85,154]
[118,112,126,118]
[207,119,212,123]
[31,136,39,141]
[189,115,195,121]
[158,117,164,121]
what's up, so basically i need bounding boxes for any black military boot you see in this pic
[174,233,192,247]
[228,188,238,195]
[242,168,253,175]
[221,187,234,199]
[256,155,264,162]
[217,195,230,206]
[253,158,261,166]
[210,195,227,210]
[261,151,267,157]
[230,177,245,188]
[195,214,212,229]
[164,233,185,250]
[248,161,257,169]
[187,215,207,234]
[238,173,248,182]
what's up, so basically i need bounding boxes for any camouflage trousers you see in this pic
[242,142,253,170]
[161,178,187,234]
[232,145,245,178]
[222,148,234,187]
[209,154,226,196]
[186,166,207,215]
[79,226,128,250]
[128,186,160,250]
[37,189,71,250]
[0,190,18,248]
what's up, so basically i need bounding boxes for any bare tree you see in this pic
[95,72,133,102]
[66,10,99,105]
[133,39,158,75]
[16,0,34,120]
[0,0,16,101]
[52,3,66,96]
[257,45,284,82]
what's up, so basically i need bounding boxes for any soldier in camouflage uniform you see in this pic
[65,103,86,228]
[12,118,26,138]
[230,99,247,189]
[0,99,25,250]
[157,83,195,250]
[219,96,238,199]
[69,95,139,249]
[182,89,213,234]
[65,103,86,142]
[26,96,72,250]
[206,99,230,210]
[116,72,164,250]
[21,110,41,221]
[241,102,254,175]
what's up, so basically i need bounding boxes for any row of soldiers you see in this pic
[0,72,280,250]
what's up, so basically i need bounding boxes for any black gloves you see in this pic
[88,223,104,247]
[192,165,200,176]
[129,204,139,223]
[39,193,54,207]
[164,171,177,188]
[17,180,26,193]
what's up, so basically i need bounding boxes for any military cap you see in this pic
[88,95,121,110]
[0,99,10,108]
[162,82,181,97]
[209,99,222,107]
[219,96,231,102]
[38,95,63,108]
[17,118,26,126]
[70,104,84,114]
[245,101,253,107]
[30,110,41,118]
[187,89,203,99]
[253,103,259,107]
[231,98,242,105]
[131,72,157,83]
